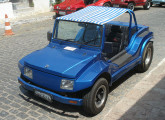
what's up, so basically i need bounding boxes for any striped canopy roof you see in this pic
[57,6,129,25]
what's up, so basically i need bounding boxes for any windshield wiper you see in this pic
[58,39,75,44]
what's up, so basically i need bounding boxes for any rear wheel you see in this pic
[137,42,153,73]
[143,0,151,10]
[83,78,109,115]
[127,3,135,11]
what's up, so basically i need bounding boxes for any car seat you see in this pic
[103,25,124,59]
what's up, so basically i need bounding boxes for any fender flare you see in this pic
[74,60,111,91]
[140,36,153,57]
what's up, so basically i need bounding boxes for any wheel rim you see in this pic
[128,4,134,10]
[147,1,150,8]
[145,48,152,65]
[95,85,107,108]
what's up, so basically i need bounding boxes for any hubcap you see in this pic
[145,48,152,65]
[95,85,106,108]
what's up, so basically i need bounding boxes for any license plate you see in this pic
[113,4,119,7]
[59,11,66,15]
[34,90,52,102]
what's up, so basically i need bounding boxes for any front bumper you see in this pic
[18,77,83,106]
[54,9,76,15]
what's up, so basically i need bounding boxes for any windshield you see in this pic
[53,20,103,47]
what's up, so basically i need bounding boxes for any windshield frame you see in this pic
[52,20,103,48]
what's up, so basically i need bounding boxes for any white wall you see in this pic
[33,0,51,13]
[0,2,14,19]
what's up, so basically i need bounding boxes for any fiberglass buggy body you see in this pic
[18,6,153,115]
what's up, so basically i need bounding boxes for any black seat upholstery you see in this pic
[107,25,124,54]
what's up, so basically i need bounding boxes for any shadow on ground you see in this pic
[119,77,165,120]
[18,68,137,118]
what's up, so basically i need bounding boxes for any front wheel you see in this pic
[127,3,135,11]
[53,14,60,19]
[136,42,153,73]
[143,0,151,10]
[83,78,109,115]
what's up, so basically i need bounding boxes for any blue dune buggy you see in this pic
[18,6,153,115]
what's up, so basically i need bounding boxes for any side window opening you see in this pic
[103,24,130,59]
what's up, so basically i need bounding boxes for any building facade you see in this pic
[0,0,55,19]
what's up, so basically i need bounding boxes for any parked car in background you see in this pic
[111,0,151,11]
[151,0,165,6]
[53,0,112,18]
[18,6,153,115]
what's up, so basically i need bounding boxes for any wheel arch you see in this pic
[97,72,112,86]
[103,1,112,6]
[140,38,153,57]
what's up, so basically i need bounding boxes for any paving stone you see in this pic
[18,106,29,112]
[0,110,9,117]
[4,115,17,120]
[10,102,21,108]
[26,117,36,120]
[7,95,15,100]
[38,115,50,120]
[16,112,29,119]
[0,97,11,105]
[27,111,40,118]
[48,113,60,119]
[0,104,11,110]
[9,109,19,114]
[56,117,68,120]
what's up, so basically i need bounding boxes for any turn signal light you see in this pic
[69,101,77,104]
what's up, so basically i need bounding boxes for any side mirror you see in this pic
[47,31,52,42]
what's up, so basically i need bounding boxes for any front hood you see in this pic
[56,0,85,10]
[21,44,99,78]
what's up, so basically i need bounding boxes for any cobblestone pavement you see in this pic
[0,7,165,120]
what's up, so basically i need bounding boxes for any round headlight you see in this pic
[56,6,59,9]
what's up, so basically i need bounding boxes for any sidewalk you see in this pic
[104,58,165,120]
[0,11,55,29]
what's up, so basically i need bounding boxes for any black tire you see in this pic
[53,14,60,19]
[127,3,135,11]
[137,42,153,73]
[103,2,111,7]
[159,4,162,7]
[143,0,151,10]
[83,78,109,115]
